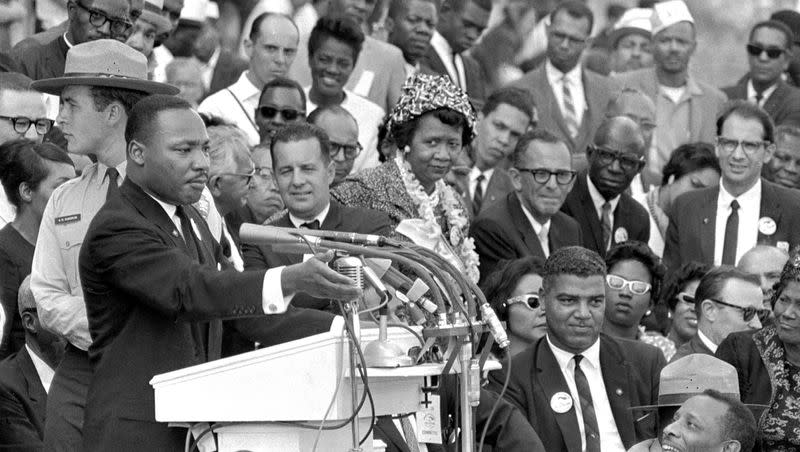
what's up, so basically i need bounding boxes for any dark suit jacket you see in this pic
[487,335,665,452]
[715,328,773,408]
[11,34,67,80]
[471,192,582,283]
[662,179,800,270]
[670,334,713,363]
[420,48,486,110]
[79,179,335,451]
[512,64,621,156]
[241,201,393,310]
[0,347,47,450]
[466,168,515,218]
[561,174,650,257]
[723,78,800,127]
[207,50,248,97]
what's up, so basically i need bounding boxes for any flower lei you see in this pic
[395,154,480,283]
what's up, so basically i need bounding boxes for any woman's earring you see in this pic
[403,145,411,155]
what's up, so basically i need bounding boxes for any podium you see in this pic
[150,318,445,451]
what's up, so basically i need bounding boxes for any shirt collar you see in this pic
[546,334,601,372]
[545,59,582,86]
[232,71,261,101]
[697,329,718,353]
[96,161,128,188]
[518,200,550,235]
[205,46,221,70]
[746,79,778,102]
[146,191,177,220]
[431,31,455,57]
[289,202,331,229]
[586,174,620,212]
[470,166,494,183]
[718,177,762,208]
[25,344,55,393]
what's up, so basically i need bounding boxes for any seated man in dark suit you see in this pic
[488,246,665,452]
[78,95,359,451]
[471,129,582,283]
[663,101,800,270]
[242,122,393,310]
[561,116,651,258]
[0,276,64,448]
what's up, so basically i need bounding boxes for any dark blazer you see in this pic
[670,334,714,363]
[0,347,47,450]
[241,201,393,309]
[466,168,515,218]
[487,335,665,452]
[561,174,650,257]
[511,64,621,156]
[715,328,773,408]
[420,48,486,110]
[723,78,800,127]
[662,179,800,270]
[207,50,248,97]
[471,192,582,283]
[10,34,67,80]
[79,179,335,451]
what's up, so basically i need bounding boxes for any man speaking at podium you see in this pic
[77,95,361,451]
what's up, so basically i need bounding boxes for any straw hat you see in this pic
[32,39,179,96]
[651,0,694,37]
[609,8,652,49]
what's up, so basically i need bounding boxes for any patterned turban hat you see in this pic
[385,73,477,142]
[771,251,800,308]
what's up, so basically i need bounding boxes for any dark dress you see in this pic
[0,224,34,359]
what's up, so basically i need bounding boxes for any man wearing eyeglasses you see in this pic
[254,76,307,145]
[561,116,651,258]
[672,267,765,363]
[511,0,620,171]
[242,122,392,311]
[308,105,361,186]
[663,101,800,270]
[723,20,800,128]
[605,88,658,193]
[471,129,582,283]
[613,0,727,183]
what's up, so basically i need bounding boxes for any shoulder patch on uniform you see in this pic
[55,214,81,225]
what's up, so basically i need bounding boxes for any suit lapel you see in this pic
[759,180,783,244]
[548,213,570,251]
[577,71,600,153]
[18,349,47,413]
[536,66,575,149]
[763,80,785,114]
[599,336,636,447]
[698,188,718,263]
[576,177,604,252]
[508,193,545,256]
[120,179,187,252]
[534,340,583,452]
[687,83,704,141]
[321,201,342,230]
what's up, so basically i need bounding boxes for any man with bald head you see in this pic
[561,116,650,257]
[605,87,658,192]
[307,105,359,187]
[738,245,789,314]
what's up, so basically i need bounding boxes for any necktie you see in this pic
[721,199,740,265]
[538,223,550,257]
[176,205,200,261]
[400,415,421,452]
[601,202,612,251]
[105,167,120,201]
[473,173,485,213]
[301,219,320,230]
[561,75,579,138]
[452,52,463,88]
[755,92,763,107]
[573,355,601,452]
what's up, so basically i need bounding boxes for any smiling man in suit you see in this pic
[242,122,393,310]
[512,0,620,171]
[488,246,665,452]
[723,20,800,128]
[471,129,581,283]
[663,100,800,270]
[561,116,650,257]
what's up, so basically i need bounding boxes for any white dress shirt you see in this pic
[26,344,55,393]
[713,178,761,266]
[199,47,221,91]
[546,336,626,452]
[199,71,261,145]
[520,202,551,257]
[545,60,586,127]
[697,329,718,354]
[430,31,467,90]
[152,45,174,83]
[468,167,494,200]
[587,175,620,227]
[289,203,330,229]
[747,80,778,108]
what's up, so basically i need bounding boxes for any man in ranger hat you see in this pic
[28,38,178,452]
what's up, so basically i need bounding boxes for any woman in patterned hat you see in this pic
[332,73,479,282]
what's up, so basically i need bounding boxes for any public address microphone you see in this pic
[239,223,324,247]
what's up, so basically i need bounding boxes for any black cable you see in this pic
[477,354,512,452]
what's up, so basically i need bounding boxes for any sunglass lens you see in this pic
[259,106,278,118]
[281,109,300,121]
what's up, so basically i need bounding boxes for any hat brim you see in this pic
[630,402,769,411]
[609,27,651,49]
[31,76,180,96]
[139,10,172,35]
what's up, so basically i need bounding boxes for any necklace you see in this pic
[395,155,480,283]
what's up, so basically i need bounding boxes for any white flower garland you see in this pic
[395,154,480,283]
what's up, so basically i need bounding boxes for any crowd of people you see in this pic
[1,0,800,450]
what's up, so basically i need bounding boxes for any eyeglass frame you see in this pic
[605,274,652,295]
[676,292,695,306]
[505,293,541,311]
[330,141,362,160]
[515,167,577,185]
[256,105,305,121]
[0,115,54,135]
[746,43,787,59]
[707,297,769,323]
[588,144,645,173]
[217,170,257,185]
[70,0,134,35]
[715,136,773,155]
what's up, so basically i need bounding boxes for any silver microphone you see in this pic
[332,256,365,288]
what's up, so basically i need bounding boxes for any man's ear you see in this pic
[18,181,33,204]
[700,299,717,322]
[384,16,395,36]
[243,37,254,60]
[20,311,36,335]
[722,440,741,452]
[107,102,125,127]
[208,175,223,197]
[509,167,523,192]
[128,140,146,166]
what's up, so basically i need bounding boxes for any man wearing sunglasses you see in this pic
[308,105,360,186]
[254,76,307,145]
[672,267,765,363]
[562,116,651,258]
[723,20,800,128]
[471,129,582,283]
[663,101,800,270]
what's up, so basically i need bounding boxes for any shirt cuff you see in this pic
[262,266,293,314]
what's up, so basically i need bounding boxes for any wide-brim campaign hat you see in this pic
[631,354,767,410]
[32,39,179,96]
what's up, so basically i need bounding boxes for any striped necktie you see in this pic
[561,75,579,138]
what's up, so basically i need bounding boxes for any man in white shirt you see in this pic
[672,267,765,362]
[488,246,665,452]
[199,13,299,145]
